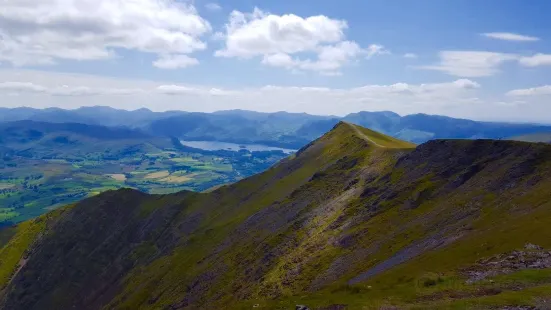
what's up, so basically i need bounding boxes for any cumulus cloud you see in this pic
[0,81,141,96]
[205,3,222,11]
[215,8,386,75]
[0,0,211,68]
[261,41,372,74]
[365,45,390,58]
[481,32,540,42]
[156,85,199,95]
[350,79,479,95]
[0,82,47,93]
[507,85,551,96]
[5,69,548,123]
[215,8,346,57]
[153,55,200,69]
[0,70,487,117]
[419,51,519,77]
[155,85,239,96]
[518,53,551,67]
[420,50,551,76]
[403,53,418,59]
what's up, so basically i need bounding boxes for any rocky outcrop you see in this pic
[463,244,551,283]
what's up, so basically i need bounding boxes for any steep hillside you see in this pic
[2,123,551,309]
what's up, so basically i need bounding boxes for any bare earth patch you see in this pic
[159,174,196,183]
[0,183,15,190]
[144,171,170,179]
[106,174,127,181]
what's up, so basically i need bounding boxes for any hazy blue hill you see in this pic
[0,107,43,122]
[295,118,341,140]
[3,107,551,147]
[0,120,150,143]
[0,106,186,128]
[400,114,551,140]
[509,132,551,143]
[342,110,401,133]
[71,106,187,127]
[147,111,331,148]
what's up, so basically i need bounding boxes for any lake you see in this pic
[179,140,296,154]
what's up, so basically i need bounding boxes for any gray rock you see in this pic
[525,243,543,250]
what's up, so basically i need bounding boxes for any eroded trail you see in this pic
[344,122,386,148]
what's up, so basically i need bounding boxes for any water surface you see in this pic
[180,140,296,154]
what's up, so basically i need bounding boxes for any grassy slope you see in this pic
[0,206,73,290]
[111,121,399,309]
[2,122,551,309]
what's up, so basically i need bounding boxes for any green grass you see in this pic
[0,209,19,222]
[0,206,70,289]
[348,122,417,148]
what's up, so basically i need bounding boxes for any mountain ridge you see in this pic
[2,106,551,147]
[1,123,551,309]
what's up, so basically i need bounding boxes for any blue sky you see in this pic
[0,0,550,122]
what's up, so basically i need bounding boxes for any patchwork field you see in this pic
[0,141,287,224]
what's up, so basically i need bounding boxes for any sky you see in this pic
[0,0,550,123]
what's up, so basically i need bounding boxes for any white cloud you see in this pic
[153,54,200,69]
[260,41,368,74]
[365,44,390,58]
[0,70,485,117]
[0,81,141,96]
[0,0,211,68]
[261,53,295,68]
[156,85,199,95]
[205,3,222,11]
[215,8,385,75]
[403,53,418,59]
[507,85,551,96]
[0,82,47,93]
[170,78,482,114]
[350,79,479,95]
[215,8,346,57]
[481,32,540,42]
[518,53,551,67]
[450,79,481,89]
[156,85,238,96]
[4,69,551,123]
[419,51,519,77]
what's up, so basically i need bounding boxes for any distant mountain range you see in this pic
[2,106,551,147]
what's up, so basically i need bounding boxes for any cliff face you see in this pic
[2,122,551,309]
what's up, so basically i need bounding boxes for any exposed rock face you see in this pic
[463,244,551,283]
